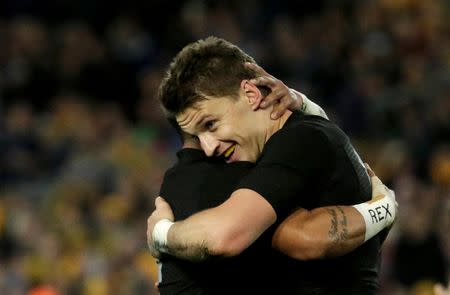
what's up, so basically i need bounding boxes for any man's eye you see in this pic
[205,120,216,131]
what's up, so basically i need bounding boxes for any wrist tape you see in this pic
[301,94,328,119]
[353,193,396,242]
[152,219,174,253]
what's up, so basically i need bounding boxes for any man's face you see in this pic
[176,89,270,163]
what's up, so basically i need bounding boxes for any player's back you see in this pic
[158,149,277,295]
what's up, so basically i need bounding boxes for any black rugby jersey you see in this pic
[237,111,380,294]
[158,149,276,295]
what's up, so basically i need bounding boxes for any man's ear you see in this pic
[241,80,262,106]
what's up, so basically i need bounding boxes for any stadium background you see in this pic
[0,0,448,294]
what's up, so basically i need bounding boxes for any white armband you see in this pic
[152,219,174,253]
[300,94,329,120]
[353,192,396,242]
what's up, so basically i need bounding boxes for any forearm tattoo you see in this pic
[326,206,349,244]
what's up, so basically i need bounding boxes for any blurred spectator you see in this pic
[392,186,447,287]
[0,102,43,185]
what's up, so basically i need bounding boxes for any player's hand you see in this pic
[245,62,303,119]
[365,164,396,204]
[147,197,174,258]
[365,163,398,244]
[366,164,391,199]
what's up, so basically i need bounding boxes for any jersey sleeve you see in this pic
[236,124,335,218]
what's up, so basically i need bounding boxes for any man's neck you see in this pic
[279,110,293,129]
[264,110,293,144]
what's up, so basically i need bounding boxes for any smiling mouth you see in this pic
[223,144,236,161]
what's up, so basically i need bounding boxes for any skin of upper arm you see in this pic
[271,208,327,260]
[211,188,277,256]
[272,205,367,260]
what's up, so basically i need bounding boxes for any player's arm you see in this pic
[272,206,364,260]
[147,127,394,263]
[148,188,276,261]
[272,165,397,260]
[147,169,396,262]
[245,62,328,120]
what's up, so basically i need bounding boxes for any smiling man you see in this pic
[148,37,397,294]
[176,93,273,163]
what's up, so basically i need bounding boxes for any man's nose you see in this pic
[198,133,219,157]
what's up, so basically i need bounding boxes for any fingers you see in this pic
[365,163,375,177]
[245,62,297,119]
[249,77,293,119]
[271,94,293,119]
[251,78,285,111]
[372,181,387,198]
[252,96,264,111]
[154,196,175,221]
[368,166,390,199]
[364,163,385,192]
[249,76,277,89]
[155,196,169,208]
[245,62,270,76]
[259,88,284,109]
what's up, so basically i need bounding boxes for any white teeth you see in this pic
[224,145,236,158]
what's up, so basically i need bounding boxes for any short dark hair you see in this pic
[158,36,258,116]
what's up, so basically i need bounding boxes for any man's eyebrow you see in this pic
[196,115,213,129]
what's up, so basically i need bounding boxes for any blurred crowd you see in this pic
[0,0,449,294]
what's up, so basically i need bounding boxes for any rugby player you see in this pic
[149,37,397,294]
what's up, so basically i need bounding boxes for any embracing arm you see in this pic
[272,205,364,260]
[272,166,397,260]
[148,189,276,262]
[245,62,329,120]
[148,169,396,262]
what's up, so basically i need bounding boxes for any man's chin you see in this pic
[224,147,258,163]
[229,155,257,163]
